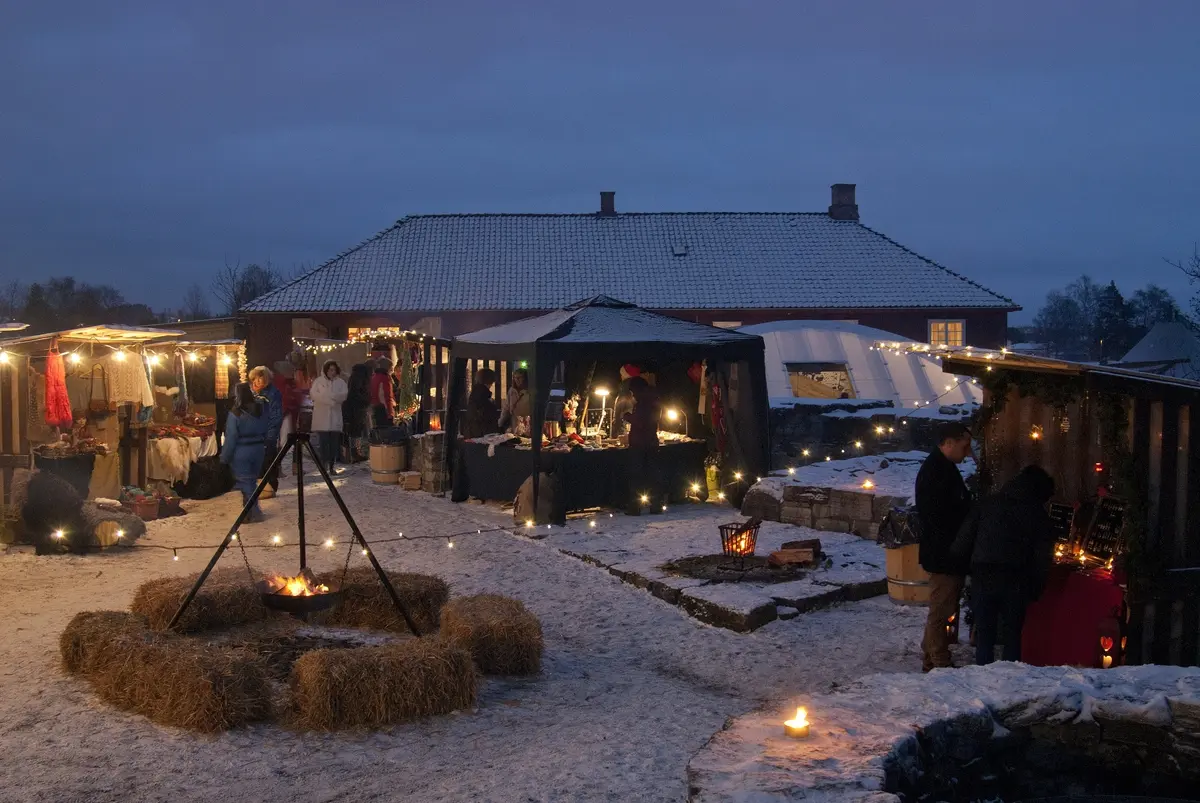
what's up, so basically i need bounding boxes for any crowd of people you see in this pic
[218,351,415,520]
[915,422,1057,669]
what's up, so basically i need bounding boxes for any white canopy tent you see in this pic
[737,320,982,412]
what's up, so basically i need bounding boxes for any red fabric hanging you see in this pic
[44,346,73,429]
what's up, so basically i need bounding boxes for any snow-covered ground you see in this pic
[754,450,976,502]
[535,507,886,623]
[1,465,940,803]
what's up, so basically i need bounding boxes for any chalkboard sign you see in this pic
[1047,502,1076,548]
[1082,496,1126,559]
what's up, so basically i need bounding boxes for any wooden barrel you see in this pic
[369,444,406,484]
[885,543,931,605]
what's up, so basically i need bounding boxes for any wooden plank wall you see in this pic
[986,386,1200,667]
[0,356,32,509]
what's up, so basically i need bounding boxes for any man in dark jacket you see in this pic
[914,421,973,671]
[951,465,1056,665]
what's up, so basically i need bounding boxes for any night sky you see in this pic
[2,1,1198,320]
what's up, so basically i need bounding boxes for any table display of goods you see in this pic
[120,485,182,520]
[35,438,110,457]
[149,423,209,440]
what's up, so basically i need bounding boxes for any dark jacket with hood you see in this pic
[950,467,1056,598]
[461,385,500,439]
[915,448,972,575]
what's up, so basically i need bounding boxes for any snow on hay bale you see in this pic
[59,610,271,732]
[289,639,476,730]
[131,569,268,633]
[438,594,543,676]
[319,566,449,634]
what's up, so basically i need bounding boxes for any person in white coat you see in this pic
[309,360,349,474]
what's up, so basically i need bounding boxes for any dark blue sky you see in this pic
[2,1,1198,322]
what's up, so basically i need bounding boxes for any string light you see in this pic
[690,482,701,493]
[0,351,8,365]
[717,491,726,500]
[787,467,796,474]
[640,494,649,504]
[324,538,334,549]
[113,350,126,362]
[733,472,743,481]
[68,352,82,364]
[362,548,369,555]
[801,449,810,457]
[271,535,282,544]
[446,539,455,549]
[115,529,124,539]
[52,529,64,540]
[853,441,863,449]
[172,549,179,561]
[589,520,596,528]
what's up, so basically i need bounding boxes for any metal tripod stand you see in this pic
[167,431,420,634]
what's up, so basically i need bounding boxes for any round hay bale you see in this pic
[131,569,268,633]
[60,610,151,675]
[439,595,543,676]
[319,567,448,634]
[290,639,476,730]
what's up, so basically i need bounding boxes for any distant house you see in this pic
[240,185,1017,365]
[1116,321,1200,381]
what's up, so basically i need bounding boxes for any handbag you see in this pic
[87,365,111,421]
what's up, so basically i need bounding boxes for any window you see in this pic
[785,362,855,399]
[713,321,742,329]
[928,319,965,348]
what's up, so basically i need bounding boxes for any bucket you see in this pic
[370,443,406,484]
[885,543,930,605]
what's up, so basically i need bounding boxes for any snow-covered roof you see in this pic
[1116,322,1200,381]
[243,213,1015,314]
[0,324,185,347]
[738,320,982,411]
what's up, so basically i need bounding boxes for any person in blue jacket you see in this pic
[249,365,283,499]
[221,382,270,522]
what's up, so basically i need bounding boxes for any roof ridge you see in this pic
[392,211,834,219]
[241,219,408,311]
[852,222,1018,310]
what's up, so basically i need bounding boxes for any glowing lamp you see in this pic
[854,441,863,449]
[717,491,726,500]
[787,467,796,475]
[220,355,233,366]
[801,449,810,457]
[874,426,884,435]
[690,483,700,493]
[188,353,199,363]
[665,408,679,422]
[784,707,810,739]
[861,479,875,490]
[0,352,9,364]
[113,350,126,362]
[594,387,610,397]
[640,494,649,504]
[589,520,596,528]
[52,529,64,540]
[734,472,743,481]
[68,353,81,364]
[147,354,160,366]
[271,535,282,545]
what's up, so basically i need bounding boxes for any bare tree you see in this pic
[0,281,26,322]
[179,284,212,320]
[213,259,283,315]
[1165,243,1200,321]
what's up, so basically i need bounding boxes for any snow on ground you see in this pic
[689,662,1200,802]
[1,464,938,803]
[534,506,886,617]
[753,450,976,502]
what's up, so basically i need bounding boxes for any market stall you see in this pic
[0,325,189,548]
[942,350,1200,668]
[444,297,770,518]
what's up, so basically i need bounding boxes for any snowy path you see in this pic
[0,469,933,802]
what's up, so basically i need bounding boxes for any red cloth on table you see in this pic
[1021,565,1123,667]
[44,348,73,428]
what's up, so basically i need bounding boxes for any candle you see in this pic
[784,707,810,739]
[1102,655,1113,669]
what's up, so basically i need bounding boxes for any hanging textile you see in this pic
[136,356,155,425]
[173,353,190,417]
[103,353,154,407]
[45,345,73,429]
[708,371,727,455]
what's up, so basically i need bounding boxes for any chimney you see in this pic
[828,183,859,221]
[598,191,616,216]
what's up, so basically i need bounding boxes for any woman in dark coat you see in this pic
[951,464,1056,666]
[460,368,501,439]
[343,363,372,461]
[220,383,270,522]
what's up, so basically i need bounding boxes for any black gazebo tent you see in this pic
[444,296,771,510]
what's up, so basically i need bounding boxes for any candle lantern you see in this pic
[1097,618,1121,669]
[945,611,960,643]
[784,707,810,739]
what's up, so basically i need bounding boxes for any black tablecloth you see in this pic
[456,440,708,510]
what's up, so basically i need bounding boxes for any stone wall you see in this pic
[742,484,906,541]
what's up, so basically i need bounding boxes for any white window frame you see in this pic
[928,319,965,348]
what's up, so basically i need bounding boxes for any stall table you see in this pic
[457,439,708,511]
[1021,564,1124,667]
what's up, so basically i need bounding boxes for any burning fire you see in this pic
[729,532,754,556]
[786,707,809,728]
[265,572,329,597]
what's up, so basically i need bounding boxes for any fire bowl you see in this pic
[255,578,343,615]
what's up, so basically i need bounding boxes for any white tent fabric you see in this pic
[737,320,982,410]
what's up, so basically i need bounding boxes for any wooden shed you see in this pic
[944,352,1200,667]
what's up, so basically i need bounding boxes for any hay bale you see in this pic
[320,566,448,634]
[81,502,146,547]
[131,569,268,633]
[290,639,476,730]
[23,470,88,553]
[439,595,543,676]
[59,610,272,731]
[60,610,150,675]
